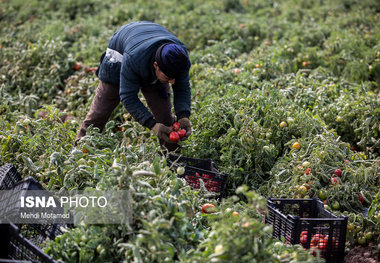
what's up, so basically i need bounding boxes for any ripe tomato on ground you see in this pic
[331,177,339,185]
[73,62,82,71]
[201,203,217,214]
[358,194,365,204]
[333,169,342,177]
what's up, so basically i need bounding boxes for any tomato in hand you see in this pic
[169,131,180,142]
[172,122,180,131]
[178,129,186,138]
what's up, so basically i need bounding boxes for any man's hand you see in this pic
[152,123,173,144]
[178,117,191,140]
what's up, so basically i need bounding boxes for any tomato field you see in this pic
[1,0,379,262]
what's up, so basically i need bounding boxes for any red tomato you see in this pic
[333,169,342,177]
[178,129,186,138]
[300,231,308,246]
[323,235,337,249]
[169,131,180,142]
[358,194,365,204]
[202,174,212,179]
[86,67,98,73]
[172,122,180,131]
[73,62,82,71]
[330,177,339,185]
[311,234,324,247]
[317,241,327,252]
[201,203,216,214]
[206,180,221,192]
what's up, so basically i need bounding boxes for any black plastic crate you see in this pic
[0,164,22,190]
[265,198,348,263]
[0,177,69,246]
[0,223,57,263]
[167,155,228,198]
[0,260,34,263]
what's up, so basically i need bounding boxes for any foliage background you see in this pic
[1,0,379,262]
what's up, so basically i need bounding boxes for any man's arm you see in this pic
[119,54,156,128]
[172,73,191,120]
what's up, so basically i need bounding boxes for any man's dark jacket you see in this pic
[97,21,191,129]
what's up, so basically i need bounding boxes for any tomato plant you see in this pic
[1,0,379,261]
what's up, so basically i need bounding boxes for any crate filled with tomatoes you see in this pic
[167,154,228,198]
[266,198,348,263]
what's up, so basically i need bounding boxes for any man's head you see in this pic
[154,43,191,84]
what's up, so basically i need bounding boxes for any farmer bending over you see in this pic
[75,21,192,151]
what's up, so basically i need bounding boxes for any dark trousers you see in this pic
[76,81,175,149]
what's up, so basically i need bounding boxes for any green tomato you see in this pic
[274,241,283,249]
[331,201,340,210]
[176,166,185,175]
[364,232,373,241]
[336,115,344,123]
[299,185,307,195]
[347,223,355,231]
[214,244,225,254]
[77,158,87,165]
[358,236,367,245]
[318,189,328,200]
[96,244,104,254]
